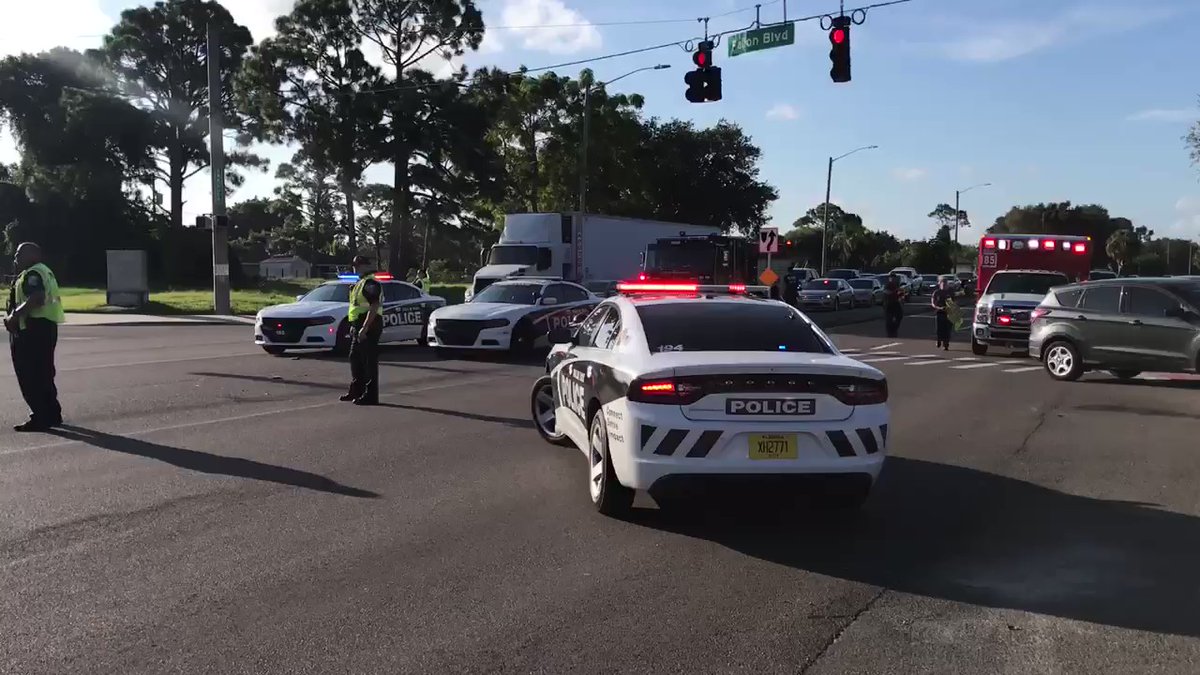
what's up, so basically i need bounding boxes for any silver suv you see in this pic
[1029,278,1200,381]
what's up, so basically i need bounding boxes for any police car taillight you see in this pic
[628,378,705,404]
[831,380,887,406]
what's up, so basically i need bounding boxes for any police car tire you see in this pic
[333,321,352,356]
[262,346,286,356]
[589,409,634,516]
[530,376,570,446]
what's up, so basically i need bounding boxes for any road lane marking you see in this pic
[905,359,948,366]
[857,356,912,363]
[0,375,517,456]
[952,357,978,362]
[1003,366,1042,373]
[951,362,998,370]
[871,342,900,350]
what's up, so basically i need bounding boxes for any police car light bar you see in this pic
[337,272,393,281]
[616,281,768,295]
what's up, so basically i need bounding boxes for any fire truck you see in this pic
[976,233,1094,295]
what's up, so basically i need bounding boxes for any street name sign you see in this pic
[728,24,795,57]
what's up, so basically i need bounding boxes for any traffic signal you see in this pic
[829,17,851,82]
[684,41,721,103]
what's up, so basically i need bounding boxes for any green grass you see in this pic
[26,279,471,315]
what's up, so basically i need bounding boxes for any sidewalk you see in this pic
[62,313,256,326]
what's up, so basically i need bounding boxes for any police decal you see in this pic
[382,305,424,327]
[557,363,588,422]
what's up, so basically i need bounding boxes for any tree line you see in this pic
[784,200,1200,275]
[0,0,776,284]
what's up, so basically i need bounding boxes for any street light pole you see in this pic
[578,64,669,215]
[819,144,877,276]
[953,182,991,247]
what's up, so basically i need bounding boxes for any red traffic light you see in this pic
[831,28,846,44]
[693,51,707,67]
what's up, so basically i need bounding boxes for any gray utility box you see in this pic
[106,249,149,307]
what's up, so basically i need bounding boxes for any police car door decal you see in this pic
[556,361,589,424]
[381,304,425,329]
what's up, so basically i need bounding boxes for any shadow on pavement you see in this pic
[372,402,533,429]
[50,425,380,499]
[288,347,476,374]
[627,456,1200,638]
[193,371,343,391]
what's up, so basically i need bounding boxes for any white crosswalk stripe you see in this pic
[905,359,950,366]
[1004,366,1043,373]
[871,342,900,350]
[951,362,999,370]
[858,356,913,363]
[834,343,1048,376]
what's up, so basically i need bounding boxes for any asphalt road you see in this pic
[2,305,1199,674]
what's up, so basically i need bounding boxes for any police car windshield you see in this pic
[471,283,542,304]
[636,302,832,354]
[802,279,839,290]
[302,283,352,303]
[985,272,1068,295]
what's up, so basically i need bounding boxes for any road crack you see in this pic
[799,587,887,674]
[1013,391,1067,456]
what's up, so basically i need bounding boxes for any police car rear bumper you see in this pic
[605,400,888,491]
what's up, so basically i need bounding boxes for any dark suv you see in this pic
[1028,277,1200,381]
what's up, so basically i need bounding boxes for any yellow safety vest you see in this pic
[347,273,378,323]
[13,262,64,330]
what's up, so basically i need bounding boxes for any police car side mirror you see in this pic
[539,296,559,306]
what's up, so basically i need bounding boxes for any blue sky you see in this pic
[4,0,1200,242]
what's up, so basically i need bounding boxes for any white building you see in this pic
[258,255,312,279]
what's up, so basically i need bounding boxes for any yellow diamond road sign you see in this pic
[759,268,779,287]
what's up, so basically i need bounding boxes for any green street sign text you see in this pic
[727,24,795,57]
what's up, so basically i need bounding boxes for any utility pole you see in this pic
[954,190,960,247]
[207,23,231,315]
[578,85,590,214]
[820,156,833,276]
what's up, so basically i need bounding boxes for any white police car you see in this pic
[255,273,446,355]
[528,281,890,516]
[426,278,599,354]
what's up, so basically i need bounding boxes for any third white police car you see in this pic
[528,281,890,516]
[255,273,446,355]
[426,277,600,354]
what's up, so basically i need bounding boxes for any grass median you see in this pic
[38,280,470,316]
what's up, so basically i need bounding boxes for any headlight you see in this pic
[825,294,833,299]
[308,316,336,326]
[479,319,510,329]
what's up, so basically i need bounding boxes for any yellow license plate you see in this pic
[749,434,797,460]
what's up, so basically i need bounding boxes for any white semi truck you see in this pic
[467,213,721,300]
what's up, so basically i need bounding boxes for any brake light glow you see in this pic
[628,378,705,405]
[997,315,1012,325]
[983,238,996,248]
[831,381,888,406]
[639,381,676,394]
[1043,240,1056,250]
[1073,243,1087,253]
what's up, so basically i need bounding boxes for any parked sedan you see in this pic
[937,274,962,294]
[799,278,857,311]
[847,277,883,306]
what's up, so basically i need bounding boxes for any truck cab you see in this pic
[469,214,571,301]
[641,234,758,285]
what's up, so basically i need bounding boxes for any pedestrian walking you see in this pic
[5,242,64,431]
[340,256,383,406]
[931,277,953,350]
[882,273,905,338]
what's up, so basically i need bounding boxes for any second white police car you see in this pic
[426,277,600,354]
[528,280,890,517]
[255,273,446,355]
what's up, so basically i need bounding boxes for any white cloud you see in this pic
[500,0,601,55]
[939,5,1176,63]
[765,103,799,121]
[1128,108,1197,123]
[1172,197,1200,238]
[227,0,296,43]
[892,167,927,182]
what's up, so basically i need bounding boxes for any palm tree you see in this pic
[1106,229,1136,274]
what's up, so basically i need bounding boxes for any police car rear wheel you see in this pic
[589,409,634,516]
[531,376,570,446]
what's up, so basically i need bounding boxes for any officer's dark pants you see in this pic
[884,304,903,338]
[11,318,62,424]
[935,310,952,345]
[347,318,382,402]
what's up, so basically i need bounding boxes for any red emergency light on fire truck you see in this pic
[976,234,1093,295]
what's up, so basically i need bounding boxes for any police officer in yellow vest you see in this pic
[339,255,383,406]
[4,242,64,431]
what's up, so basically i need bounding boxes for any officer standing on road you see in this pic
[340,255,382,406]
[882,273,905,338]
[5,242,64,431]
[931,277,953,351]
[782,270,798,307]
